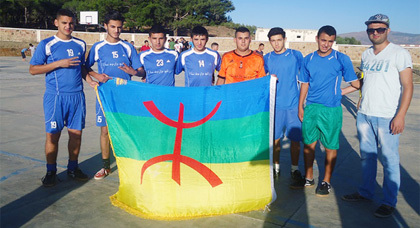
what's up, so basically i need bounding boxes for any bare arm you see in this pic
[342,80,360,95]
[216,77,225,85]
[298,82,309,122]
[118,63,146,78]
[391,68,413,134]
[29,57,80,75]
[86,67,111,83]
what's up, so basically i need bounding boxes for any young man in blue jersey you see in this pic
[298,25,360,195]
[29,9,97,187]
[264,27,305,187]
[139,25,178,86]
[85,11,143,180]
[176,26,221,87]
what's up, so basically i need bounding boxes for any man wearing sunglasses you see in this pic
[342,14,413,218]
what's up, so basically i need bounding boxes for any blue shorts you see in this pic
[96,98,107,127]
[274,108,302,142]
[43,92,86,133]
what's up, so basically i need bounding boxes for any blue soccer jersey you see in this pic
[86,40,141,82]
[139,49,178,86]
[30,35,86,94]
[298,50,357,107]
[176,48,221,87]
[264,49,303,110]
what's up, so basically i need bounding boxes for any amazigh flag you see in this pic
[96,76,277,220]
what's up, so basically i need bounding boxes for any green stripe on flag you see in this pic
[106,112,270,163]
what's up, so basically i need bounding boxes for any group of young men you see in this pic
[29,9,413,219]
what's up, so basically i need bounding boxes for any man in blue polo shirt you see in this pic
[29,9,97,187]
[298,25,360,196]
[176,26,221,87]
[85,11,142,180]
[139,25,178,86]
[264,27,305,187]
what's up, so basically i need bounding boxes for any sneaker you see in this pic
[67,167,88,181]
[374,204,395,218]
[316,181,331,196]
[42,171,57,187]
[291,170,303,181]
[94,168,111,180]
[304,178,315,187]
[289,170,305,189]
[273,169,280,178]
[341,193,370,202]
[289,177,306,189]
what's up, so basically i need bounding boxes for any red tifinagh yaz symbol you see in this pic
[140,101,223,188]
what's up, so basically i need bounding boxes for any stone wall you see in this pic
[1,27,419,64]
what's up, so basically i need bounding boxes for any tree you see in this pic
[336,36,361,45]
[123,0,234,35]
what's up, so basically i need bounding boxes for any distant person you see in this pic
[180,37,189,52]
[21,44,32,61]
[85,11,143,180]
[297,25,359,196]
[211,42,219,52]
[341,14,413,218]
[29,43,36,56]
[29,9,96,187]
[139,25,178,86]
[130,40,135,47]
[255,43,264,55]
[216,27,265,85]
[176,26,221,87]
[139,40,151,52]
[174,39,183,53]
[169,38,176,50]
[188,38,194,49]
[264,27,305,187]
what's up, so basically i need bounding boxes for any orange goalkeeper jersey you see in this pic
[218,50,266,84]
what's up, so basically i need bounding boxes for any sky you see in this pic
[228,0,420,34]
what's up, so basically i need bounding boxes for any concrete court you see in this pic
[0,56,419,227]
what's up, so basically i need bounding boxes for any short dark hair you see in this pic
[56,9,74,19]
[317,25,336,38]
[211,42,218,46]
[259,43,264,46]
[191,26,208,39]
[149,25,166,36]
[267,27,286,39]
[104,11,125,24]
[235,27,250,37]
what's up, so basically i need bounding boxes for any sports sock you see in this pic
[291,165,299,173]
[67,160,78,171]
[46,163,57,172]
[274,163,280,172]
[103,158,110,169]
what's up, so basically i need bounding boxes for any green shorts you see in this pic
[302,104,342,150]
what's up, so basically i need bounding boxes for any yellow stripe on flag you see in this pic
[110,157,272,220]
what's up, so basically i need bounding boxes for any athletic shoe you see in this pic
[42,171,57,187]
[316,181,331,196]
[67,167,88,181]
[341,193,370,202]
[273,169,280,178]
[291,170,303,181]
[289,170,305,189]
[94,168,111,180]
[374,204,395,218]
[304,178,315,187]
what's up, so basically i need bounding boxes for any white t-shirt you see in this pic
[359,43,412,118]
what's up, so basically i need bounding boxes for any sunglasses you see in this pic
[366,28,387,34]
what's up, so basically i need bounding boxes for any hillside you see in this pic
[339,31,420,45]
